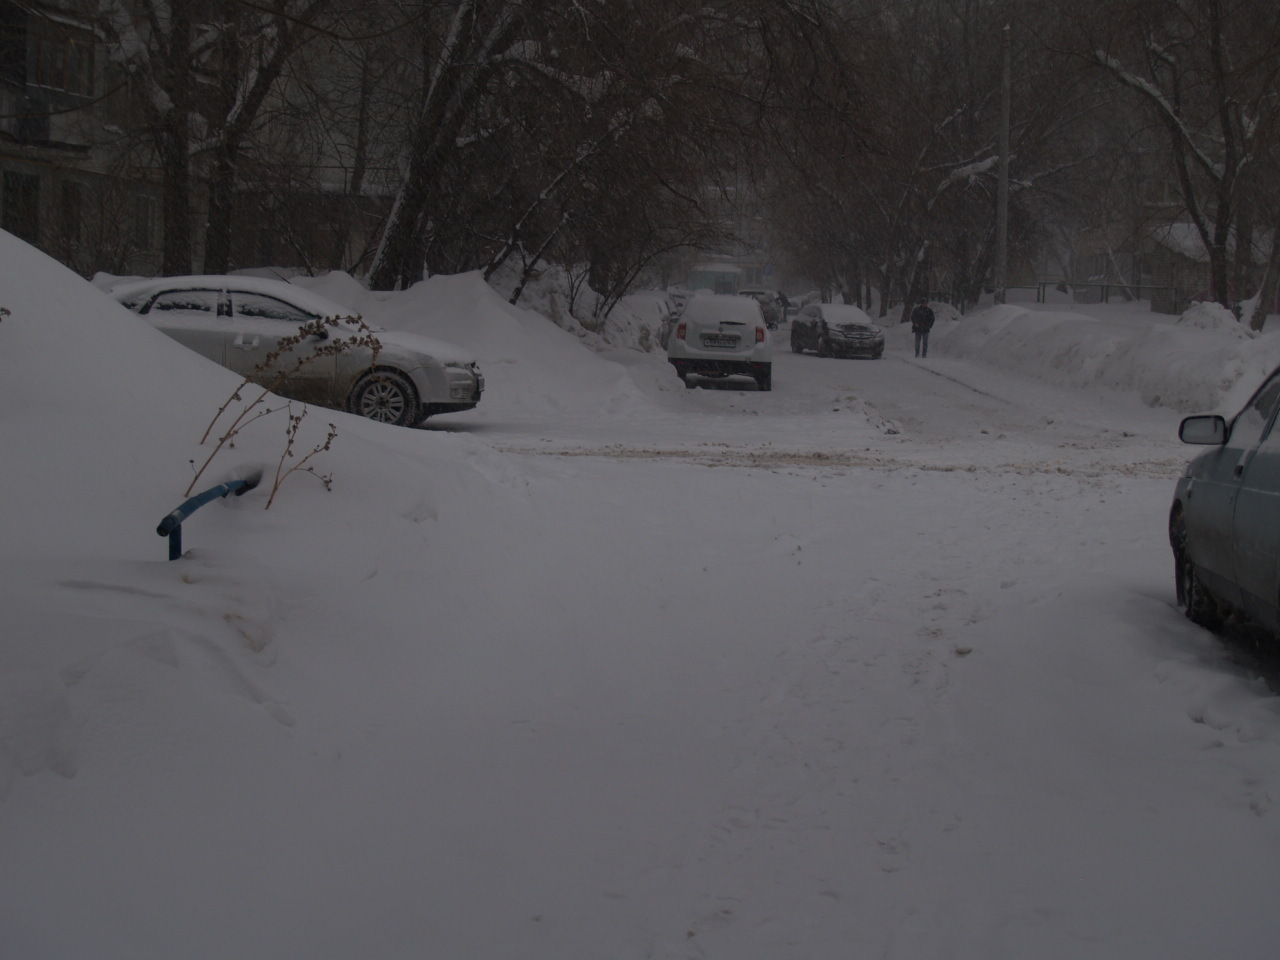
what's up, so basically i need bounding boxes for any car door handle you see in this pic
[233,334,260,350]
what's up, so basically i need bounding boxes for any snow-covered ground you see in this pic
[6,230,1280,959]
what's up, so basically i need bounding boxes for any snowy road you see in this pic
[479,331,1187,477]
[354,331,1279,959]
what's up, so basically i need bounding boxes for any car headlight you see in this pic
[443,361,482,398]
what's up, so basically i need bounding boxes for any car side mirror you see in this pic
[1179,414,1227,445]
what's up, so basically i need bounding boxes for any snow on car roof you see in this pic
[108,274,358,320]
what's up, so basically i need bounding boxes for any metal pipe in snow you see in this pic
[156,471,262,560]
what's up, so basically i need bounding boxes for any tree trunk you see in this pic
[1247,211,1280,332]
[203,147,235,274]
[369,2,527,291]
[158,6,193,276]
[158,117,192,276]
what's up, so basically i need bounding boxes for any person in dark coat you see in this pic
[910,297,935,357]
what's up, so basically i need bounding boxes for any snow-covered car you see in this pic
[1170,367,1280,634]
[621,291,678,349]
[111,275,484,427]
[790,303,884,359]
[666,293,772,391]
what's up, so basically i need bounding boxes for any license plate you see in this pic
[702,335,739,348]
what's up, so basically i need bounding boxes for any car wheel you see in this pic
[755,368,772,391]
[791,335,804,354]
[1172,512,1224,630]
[817,338,832,358]
[348,369,420,427]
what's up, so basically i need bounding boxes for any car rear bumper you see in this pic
[670,358,770,378]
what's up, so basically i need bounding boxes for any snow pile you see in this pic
[1176,299,1251,337]
[480,260,657,352]
[933,302,1280,413]
[295,270,658,422]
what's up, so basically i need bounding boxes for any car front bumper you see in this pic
[831,339,883,357]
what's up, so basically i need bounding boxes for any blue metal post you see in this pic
[156,474,260,560]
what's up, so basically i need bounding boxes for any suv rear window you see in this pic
[683,297,762,324]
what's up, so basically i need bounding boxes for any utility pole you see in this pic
[995,22,1011,305]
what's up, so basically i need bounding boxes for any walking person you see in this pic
[910,297,935,358]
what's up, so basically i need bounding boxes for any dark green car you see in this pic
[1171,369,1280,634]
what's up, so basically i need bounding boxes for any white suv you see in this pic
[666,294,773,391]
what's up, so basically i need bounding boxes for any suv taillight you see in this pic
[756,326,766,343]
[676,322,687,341]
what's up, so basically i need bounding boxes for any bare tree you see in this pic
[95,0,337,275]
[1075,0,1280,310]
[367,0,536,290]
[97,0,197,274]
[201,0,334,274]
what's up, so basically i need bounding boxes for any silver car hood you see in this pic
[367,327,477,366]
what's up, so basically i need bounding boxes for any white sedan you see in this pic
[111,275,484,427]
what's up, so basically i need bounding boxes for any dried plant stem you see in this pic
[185,314,381,504]
[265,407,337,509]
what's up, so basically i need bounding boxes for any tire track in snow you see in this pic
[498,442,1186,480]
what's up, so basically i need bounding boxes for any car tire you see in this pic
[817,338,832,358]
[348,369,420,427]
[755,368,772,391]
[1172,512,1225,630]
[791,335,804,354]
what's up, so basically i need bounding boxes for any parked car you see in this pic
[790,303,884,359]
[111,275,484,427]
[667,286,693,316]
[666,293,773,391]
[736,287,781,328]
[1170,368,1280,634]
[621,291,678,349]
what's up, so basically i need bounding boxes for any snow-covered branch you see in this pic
[1093,50,1220,178]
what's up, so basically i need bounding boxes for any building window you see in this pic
[32,32,93,96]
[3,170,40,243]
[0,2,25,87]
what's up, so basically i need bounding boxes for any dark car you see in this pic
[790,303,884,359]
[1170,368,1280,633]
